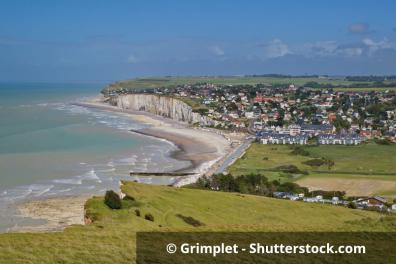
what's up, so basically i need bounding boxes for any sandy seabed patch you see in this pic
[297,177,396,197]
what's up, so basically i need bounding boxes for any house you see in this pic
[257,132,308,145]
[273,192,293,198]
[332,197,340,205]
[392,204,396,212]
[354,197,388,209]
[289,124,301,136]
[301,123,335,136]
[317,134,362,145]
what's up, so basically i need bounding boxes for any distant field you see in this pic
[103,76,368,91]
[228,143,396,196]
[0,182,394,263]
[297,176,396,197]
[334,87,396,92]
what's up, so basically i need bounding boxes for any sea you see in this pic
[0,82,190,232]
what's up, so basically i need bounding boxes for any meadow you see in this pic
[228,142,396,197]
[0,181,394,263]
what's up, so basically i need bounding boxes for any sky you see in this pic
[1,0,396,82]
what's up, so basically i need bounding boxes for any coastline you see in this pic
[12,95,249,232]
[76,96,249,185]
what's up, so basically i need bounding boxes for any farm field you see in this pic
[228,143,396,196]
[0,182,394,263]
[334,87,396,92]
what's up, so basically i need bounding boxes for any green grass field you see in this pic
[0,181,394,263]
[104,76,371,92]
[229,142,396,176]
[228,142,396,196]
[333,87,396,92]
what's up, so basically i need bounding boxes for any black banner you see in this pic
[136,232,396,263]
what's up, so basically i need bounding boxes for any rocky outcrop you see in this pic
[109,94,214,126]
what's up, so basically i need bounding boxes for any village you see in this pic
[109,80,396,146]
[272,191,396,213]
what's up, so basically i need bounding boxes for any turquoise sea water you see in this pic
[0,83,189,231]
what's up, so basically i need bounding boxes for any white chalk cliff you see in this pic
[109,94,213,126]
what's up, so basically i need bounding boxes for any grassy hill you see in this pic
[228,142,396,197]
[0,182,395,263]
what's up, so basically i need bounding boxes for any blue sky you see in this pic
[1,0,396,82]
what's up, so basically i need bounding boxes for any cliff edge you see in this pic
[109,94,213,126]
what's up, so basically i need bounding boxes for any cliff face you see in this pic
[109,94,214,126]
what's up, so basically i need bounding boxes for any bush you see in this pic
[275,165,303,174]
[303,159,326,167]
[375,138,392,145]
[144,213,154,222]
[290,146,310,156]
[123,195,135,201]
[135,209,141,217]
[303,158,335,168]
[176,214,205,227]
[104,190,122,209]
[348,202,357,209]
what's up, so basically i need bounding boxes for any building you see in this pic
[257,132,308,145]
[317,134,362,145]
[354,197,387,209]
[289,124,301,136]
[301,124,335,136]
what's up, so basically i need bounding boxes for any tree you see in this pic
[104,190,122,209]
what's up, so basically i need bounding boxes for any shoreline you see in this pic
[11,95,249,232]
[76,96,249,185]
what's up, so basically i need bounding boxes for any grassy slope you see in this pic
[0,182,395,263]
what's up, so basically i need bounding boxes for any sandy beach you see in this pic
[12,95,249,232]
[11,196,89,233]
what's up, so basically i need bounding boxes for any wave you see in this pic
[53,178,83,185]
[51,103,147,132]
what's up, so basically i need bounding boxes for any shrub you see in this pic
[375,138,392,145]
[290,146,310,156]
[123,195,135,201]
[176,214,205,227]
[104,190,122,209]
[303,159,326,167]
[275,165,302,174]
[144,213,154,222]
[347,202,357,209]
[135,209,141,217]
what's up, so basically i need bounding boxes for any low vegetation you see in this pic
[0,182,394,263]
[193,173,345,199]
[176,214,205,227]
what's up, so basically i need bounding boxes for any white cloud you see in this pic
[127,54,139,64]
[297,41,338,57]
[263,39,291,58]
[209,45,225,56]
[362,38,395,55]
[339,47,364,57]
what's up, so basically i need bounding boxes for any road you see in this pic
[215,137,255,174]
